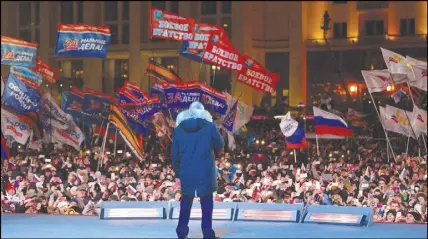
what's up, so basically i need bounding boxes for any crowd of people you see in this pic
[1,117,426,224]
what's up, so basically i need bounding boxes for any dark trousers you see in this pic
[176,193,216,239]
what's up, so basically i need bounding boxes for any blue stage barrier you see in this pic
[234,202,304,222]
[168,201,236,221]
[100,201,169,220]
[303,205,374,227]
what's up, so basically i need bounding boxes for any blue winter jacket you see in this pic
[172,110,224,197]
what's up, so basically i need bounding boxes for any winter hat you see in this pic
[176,102,213,126]
[6,184,15,193]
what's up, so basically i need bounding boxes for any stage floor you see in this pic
[1,214,427,238]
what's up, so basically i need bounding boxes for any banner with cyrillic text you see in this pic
[1,35,37,67]
[55,24,110,58]
[202,32,244,73]
[237,56,279,94]
[180,23,225,63]
[150,8,195,41]
[2,72,41,113]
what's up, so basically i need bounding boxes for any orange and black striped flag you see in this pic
[108,105,145,161]
[145,59,183,84]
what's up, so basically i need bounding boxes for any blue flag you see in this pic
[1,36,37,67]
[222,100,238,132]
[55,24,110,58]
[83,88,114,123]
[2,72,41,113]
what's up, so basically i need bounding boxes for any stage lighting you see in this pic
[304,212,364,226]
[170,208,233,220]
[101,208,165,219]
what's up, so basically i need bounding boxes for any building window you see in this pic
[77,1,84,24]
[151,1,166,10]
[114,59,129,91]
[60,2,74,24]
[222,17,232,38]
[19,29,32,42]
[19,2,32,42]
[171,1,179,14]
[222,2,232,14]
[161,57,179,75]
[19,2,32,27]
[333,22,347,38]
[71,60,84,79]
[122,1,129,21]
[104,1,118,22]
[400,18,415,36]
[35,2,40,44]
[108,24,118,45]
[365,20,384,36]
[201,18,217,26]
[201,2,217,15]
[122,23,129,44]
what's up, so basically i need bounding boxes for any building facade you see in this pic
[1,1,427,108]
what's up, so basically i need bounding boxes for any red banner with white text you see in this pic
[201,32,244,73]
[237,56,279,94]
[32,57,59,84]
[150,8,195,41]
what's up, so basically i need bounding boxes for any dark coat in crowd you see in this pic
[172,104,224,197]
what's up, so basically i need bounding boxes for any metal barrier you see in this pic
[99,201,373,227]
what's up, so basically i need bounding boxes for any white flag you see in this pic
[227,131,236,150]
[224,92,254,133]
[40,93,74,126]
[1,108,32,145]
[411,105,427,136]
[406,56,427,66]
[51,122,85,150]
[279,112,298,137]
[409,65,427,91]
[361,70,395,93]
[1,76,4,97]
[381,48,412,75]
[384,105,417,138]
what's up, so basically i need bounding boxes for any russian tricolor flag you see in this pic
[286,126,307,149]
[1,133,10,160]
[313,107,353,137]
[279,112,307,149]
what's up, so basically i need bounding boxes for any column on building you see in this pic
[140,54,151,92]
[178,1,199,82]
[1,2,16,76]
[230,2,254,106]
[288,1,307,107]
[62,61,72,78]
[103,60,115,95]
[252,52,266,106]
[38,2,50,61]
[129,1,142,88]
[82,1,103,91]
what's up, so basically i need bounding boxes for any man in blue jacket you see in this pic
[172,102,224,239]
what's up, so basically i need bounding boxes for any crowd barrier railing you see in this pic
[100,201,373,227]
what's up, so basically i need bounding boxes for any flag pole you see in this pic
[422,135,428,155]
[315,134,320,155]
[113,127,118,158]
[99,122,110,171]
[386,135,390,162]
[405,136,410,157]
[367,91,396,159]
[293,149,297,163]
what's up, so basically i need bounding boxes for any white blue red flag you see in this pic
[313,106,352,137]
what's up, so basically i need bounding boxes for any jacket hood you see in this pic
[176,108,213,132]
